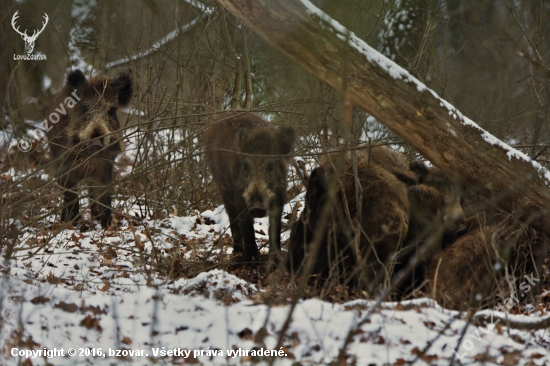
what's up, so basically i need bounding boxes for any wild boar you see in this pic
[287,148,410,292]
[47,69,132,228]
[394,162,467,294]
[204,111,295,262]
[408,162,466,243]
[427,195,539,310]
[427,218,498,309]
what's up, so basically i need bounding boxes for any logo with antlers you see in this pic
[11,11,49,55]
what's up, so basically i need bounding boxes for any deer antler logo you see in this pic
[11,11,49,55]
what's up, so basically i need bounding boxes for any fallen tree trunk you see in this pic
[217,0,550,236]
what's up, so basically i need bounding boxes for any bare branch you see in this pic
[218,4,242,109]
[241,27,253,109]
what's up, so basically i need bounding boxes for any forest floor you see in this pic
[2,187,550,365]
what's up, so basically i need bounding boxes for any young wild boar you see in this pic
[394,162,467,294]
[427,195,539,310]
[47,69,132,228]
[367,145,418,186]
[287,148,410,292]
[204,111,295,262]
[427,218,498,309]
[409,163,466,244]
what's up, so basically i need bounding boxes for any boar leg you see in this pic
[222,192,259,260]
[222,198,244,253]
[239,210,259,261]
[90,169,113,228]
[59,177,80,223]
[235,191,259,261]
[90,185,112,228]
[268,202,283,253]
[286,217,307,273]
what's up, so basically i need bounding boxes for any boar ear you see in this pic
[236,128,250,150]
[66,69,86,89]
[306,167,327,209]
[409,161,429,183]
[276,126,295,156]
[113,73,133,106]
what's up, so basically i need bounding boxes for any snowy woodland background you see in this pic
[1,0,550,365]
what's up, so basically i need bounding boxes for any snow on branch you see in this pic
[472,309,550,330]
[297,0,550,185]
[374,297,550,331]
[391,298,550,331]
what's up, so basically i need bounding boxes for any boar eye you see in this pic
[242,161,251,174]
[266,161,276,174]
[108,107,117,117]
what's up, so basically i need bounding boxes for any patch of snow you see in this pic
[177,269,257,301]
[68,0,95,73]
[42,75,52,90]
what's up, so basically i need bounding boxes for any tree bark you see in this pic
[216,0,550,236]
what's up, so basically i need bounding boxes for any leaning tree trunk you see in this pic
[216,0,550,236]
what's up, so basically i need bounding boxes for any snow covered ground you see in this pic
[2,195,550,365]
[5,0,550,363]
[1,124,550,365]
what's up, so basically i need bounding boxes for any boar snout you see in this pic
[455,223,468,237]
[84,127,110,155]
[86,139,104,155]
[442,222,468,248]
[248,201,267,218]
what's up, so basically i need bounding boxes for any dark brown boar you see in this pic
[394,162,467,295]
[427,195,540,310]
[393,183,446,294]
[410,163,465,237]
[402,162,467,253]
[427,219,498,309]
[204,111,295,262]
[367,145,418,186]
[47,69,132,228]
[287,148,410,292]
